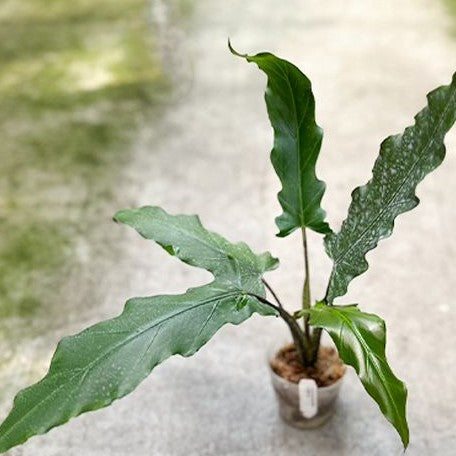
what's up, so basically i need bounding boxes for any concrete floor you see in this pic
[2,0,456,454]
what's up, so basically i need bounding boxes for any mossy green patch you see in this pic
[0,220,70,319]
[446,0,456,13]
[0,0,169,326]
[444,0,456,34]
[176,0,195,19]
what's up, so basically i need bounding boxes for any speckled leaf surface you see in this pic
[232,46,330,236]
[325,73,456,303]
[0,207,278,453]
[308,302,409,448]
[114,206,279,287]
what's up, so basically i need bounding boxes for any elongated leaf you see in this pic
[231,44,330,236]
[325,73,456,303]
[0,208,278,453]
[114,206,279,286]
[308,302,409,448]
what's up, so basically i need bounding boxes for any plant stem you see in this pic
[301,228,312,337]
[262,279,284,309]
[249,293,309,366]
[309,328,322,364]
[301,227,323,366]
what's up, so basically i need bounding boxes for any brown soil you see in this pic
[270,344,346,387]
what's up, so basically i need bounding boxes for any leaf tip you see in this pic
[227,39,247,58]
[397,417,410,450]
[113,208,131,225]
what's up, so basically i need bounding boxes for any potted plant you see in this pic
[0,45,454,453]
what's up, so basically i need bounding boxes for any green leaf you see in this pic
[0,207,278,453]
[308,302,409,448]
[230,44,330,236]
[114,206,279,285]
[325,73,456,303]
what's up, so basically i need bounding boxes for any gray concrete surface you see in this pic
[2,0,456,454]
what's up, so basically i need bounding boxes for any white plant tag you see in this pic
[299,378,318,418]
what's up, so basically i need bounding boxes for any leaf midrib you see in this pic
[162,220,260,278]
[0,289,240,443]
[266,60,311,227]
[330,87,455,276]
[280,63,310,227]
[334,309,403,427]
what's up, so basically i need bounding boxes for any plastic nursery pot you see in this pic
[268,341,346,429]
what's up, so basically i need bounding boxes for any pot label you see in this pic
[299,378,318,418]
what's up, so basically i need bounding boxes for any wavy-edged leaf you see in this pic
[325,73,456,303]
[308,302,408,448]
[0,208,278,453]
[231,44,330,236]
[114,205,279,286]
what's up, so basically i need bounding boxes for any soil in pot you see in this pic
[270,344,345,386]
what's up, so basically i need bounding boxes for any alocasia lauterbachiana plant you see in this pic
[0,45,455,452]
